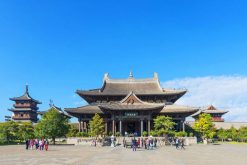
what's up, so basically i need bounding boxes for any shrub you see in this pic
[115,132,121,137]
[76,132,89,137]
[142,131,148,137]
[150,130,158,137]
[66,125,78,137]
[175,131,187,137]
[108,131,113,136]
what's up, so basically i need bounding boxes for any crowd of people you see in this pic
[123,136,158,151]
[123,136,186,151]
[25,139,49,151]
[174,137,186,150]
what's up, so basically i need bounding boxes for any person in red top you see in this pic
[44,139,49,151]
[138,138,140,148]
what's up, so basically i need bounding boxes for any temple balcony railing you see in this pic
[13,104,39,109]
[12,117,32,120]
[212,117,224,122]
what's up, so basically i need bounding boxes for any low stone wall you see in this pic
[67,138,95,145]
[185,137,197,145]
[66,137,197,146]
[119,137,197,146]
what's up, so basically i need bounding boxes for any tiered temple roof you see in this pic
[192,105,228,116]
[98,91,165,111]
[160,104,198,114]
[191,105,228,122]
[65,72,198,117]
[38,104,72,118]
[10,85,41,104]
[202,105,228,114]
[77,72,187,103]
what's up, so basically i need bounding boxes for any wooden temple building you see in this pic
[8,85,41,123]
[38,101,72,119]
[65,72,199,136]
[192,105,228,122]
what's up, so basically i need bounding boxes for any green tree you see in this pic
[227,126,238,141]
[153,116,176,136]
[66,125,78,137]
[35,108,69,144]
[17,122,34,141]
[89,113,105,139]
[238,127,247,142]
[0,121,19,143]
[217,128,228,142]
[193,114,216,139]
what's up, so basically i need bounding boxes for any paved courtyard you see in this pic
[0,144,246,165]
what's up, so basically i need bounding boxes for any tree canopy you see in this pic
[0,121,18,143]
[153,116,176,136]
[193,113,216,139]
[216,126,247,142]
[35,107,69,144]
[17,122,34,141]
[89,113,105,139]
[0,121,34,144]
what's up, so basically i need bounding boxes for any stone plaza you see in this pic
[0,144,246,165]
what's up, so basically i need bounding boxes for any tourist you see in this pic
[25,139,29,150]
[144,138,147,149]
[141,138,144,148]
[125,131,128,137]
[175,138,179,149]
[181,138,185,150]
[154,138,157,148]
[132,138,136,151]
[35,138,39,150]
[44,139,49,151]
[30,139,34,150]
[123,137,126,147]
[146,138,150,150]
[114,136,116,147]
[39,139,43,150]
[150,137,153,150]
[134,132,137,137]
[137,138,140,148]
[42,139,45,150]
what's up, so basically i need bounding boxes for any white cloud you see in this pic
[162,76,247,122]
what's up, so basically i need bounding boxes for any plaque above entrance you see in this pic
[124,112,139,117]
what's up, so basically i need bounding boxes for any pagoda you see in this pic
[192,105,228,122]
[9,85,41,123]
[65,72,199,135]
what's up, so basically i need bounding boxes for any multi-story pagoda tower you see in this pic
[9,85,41,123]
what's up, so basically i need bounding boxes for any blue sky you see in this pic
[0,0,247,122]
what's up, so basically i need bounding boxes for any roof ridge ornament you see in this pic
[25,83,29,94]
[103,73,109,81]
[129,69,133,78]
[153,72,158,79]
[49,99,54,107]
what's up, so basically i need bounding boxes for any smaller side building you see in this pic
[8,85,41,123]
[38,103,72,119]
[192,105,228,122]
